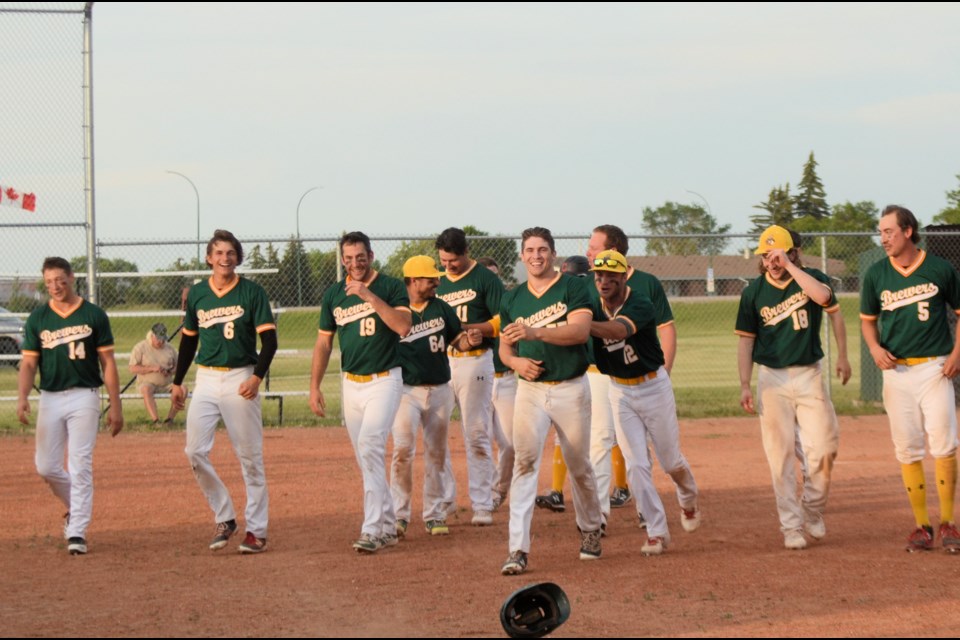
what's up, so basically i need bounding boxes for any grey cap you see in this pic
[151,322,168,341]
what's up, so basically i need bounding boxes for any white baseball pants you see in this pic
[449,351,496,512]
[587,370,616,516]
[882,356,958,463]
[491,371,517,500]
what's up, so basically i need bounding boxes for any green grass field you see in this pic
[0,297,883,431]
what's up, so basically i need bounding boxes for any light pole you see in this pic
[167,171,200,266]
[296,186,321,306]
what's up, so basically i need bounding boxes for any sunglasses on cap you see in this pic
[593,257,625,269]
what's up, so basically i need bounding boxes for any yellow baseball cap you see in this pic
[589,249,628,274]
[754,225,794,255]
[403,255,442,278]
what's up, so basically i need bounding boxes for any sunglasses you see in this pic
[593,257,625,269]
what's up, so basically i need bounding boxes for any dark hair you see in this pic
[882,205,920,244]
[562,255,590,276]
[788,229,802,249]
[435,227,468,255]
[206,229,244,265]
[42,256,73,275]
[477,256,499,269]
[593,224,629,254]
[521,227,555,252]
[340,231,372,253]
[758,249,802,274]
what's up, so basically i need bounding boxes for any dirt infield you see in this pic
[3,414,960,637]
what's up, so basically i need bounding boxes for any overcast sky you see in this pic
[4,2,960,252]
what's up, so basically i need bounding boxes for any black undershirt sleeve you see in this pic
[173,333,199,386]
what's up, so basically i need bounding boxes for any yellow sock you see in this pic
[935,455,958,524]
[612,445,628,490]
[901,461,930,528]
[551,444,567,493]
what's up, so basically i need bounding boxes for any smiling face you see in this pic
[408,277,440,303]
[438,249,471,276]
[207,240,239,279]
[521,235,556,280]
[341,241,374,282]
[43,268,76,305]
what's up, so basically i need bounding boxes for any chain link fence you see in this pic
[5,229,960,429]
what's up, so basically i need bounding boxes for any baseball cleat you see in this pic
[67,537,87,555]
[353,533,382,554]
[238,532,267,554]
[641,536,667,556]
[637,512,648,530]
[501,550,528,575]
[804,516,826,540]
[579,528,602,560]
[940,522,960,553]
[535,490,565,513]
[680,507,702,533]
[380,533,399,549]
[906,526,934,552]
[472,510,493,526]
[395,519,408,539]
[425,519,449,536]
[610,487,633,509]
[783,529,807,550]
[209,519,238,551]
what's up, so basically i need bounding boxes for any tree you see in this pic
[932,173,960,225]
[462,225,518,285]
[71,256,139,308]
[792,200,878,273]
[382,238,437,279]
[641,201,731,256]
[794,151,830,220]
[751,183,794,232]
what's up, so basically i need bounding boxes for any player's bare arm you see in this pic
[943,321,960,379]
[658,322,677,375]
[99,350,125,437]
[502,311,591,347]
[828,310,851,385]
[15,353,39,425]
[861,318,897,370]
[737,335,756,414]
[463,319,497,338]
[767,248,832,305]
[310,331,334,417]
[345,279,413,337]
[498,332,543,381]
[452,328,484,352]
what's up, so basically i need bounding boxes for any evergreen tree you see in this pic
[794,151,830,220]
[751,183,794,232]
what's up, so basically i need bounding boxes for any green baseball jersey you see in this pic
[22,300,114,391]
[735,268,838,368]
[319,271,410,375]
[437,261,504,351]
[860,250,960,358]
[586,268,673,364]
[183,276,276,368]
[500,273,592,382]
[399,297,463,385]
[592,288,664,378]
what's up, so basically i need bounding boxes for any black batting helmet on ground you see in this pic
[499,582,570,638]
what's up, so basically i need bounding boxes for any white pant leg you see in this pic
[609,380,669,538]
[793,363,839,522]
[643,368,699,511]
[218,366,268,538]
[491,372,517,499]
[343,368,403,537]
[884,357,959,462]
[508,381,554,553]
[421,384,455,521]
[548,376,603,535]
[36,388,100,539]
[390,386,422,523]
[185,368,238,525]
[757,365,804,531]
[587,370,616,517]
[449,352,496,512]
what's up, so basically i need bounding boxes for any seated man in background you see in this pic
[129,322,180,425]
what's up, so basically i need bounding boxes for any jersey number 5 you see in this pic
[918,301,930,322]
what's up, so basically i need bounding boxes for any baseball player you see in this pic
[499,227,603,576]
[536,254,634,516]
[736,225,841,550]
[171,229,278,554]
[588,249,673,554]
[16,256,124,555]
[128,322,179,425]
[391,256,481,537]
[477,256,516,510]
[311,231,412,553]
[861,206,960,552]
[435,227,504,525]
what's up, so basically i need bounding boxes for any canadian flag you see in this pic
[0,184,37,212]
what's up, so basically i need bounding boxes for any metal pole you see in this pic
[167,171,200,265]
[296,187,320,306]
[821,235,832,401]
[83,3,97,302]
